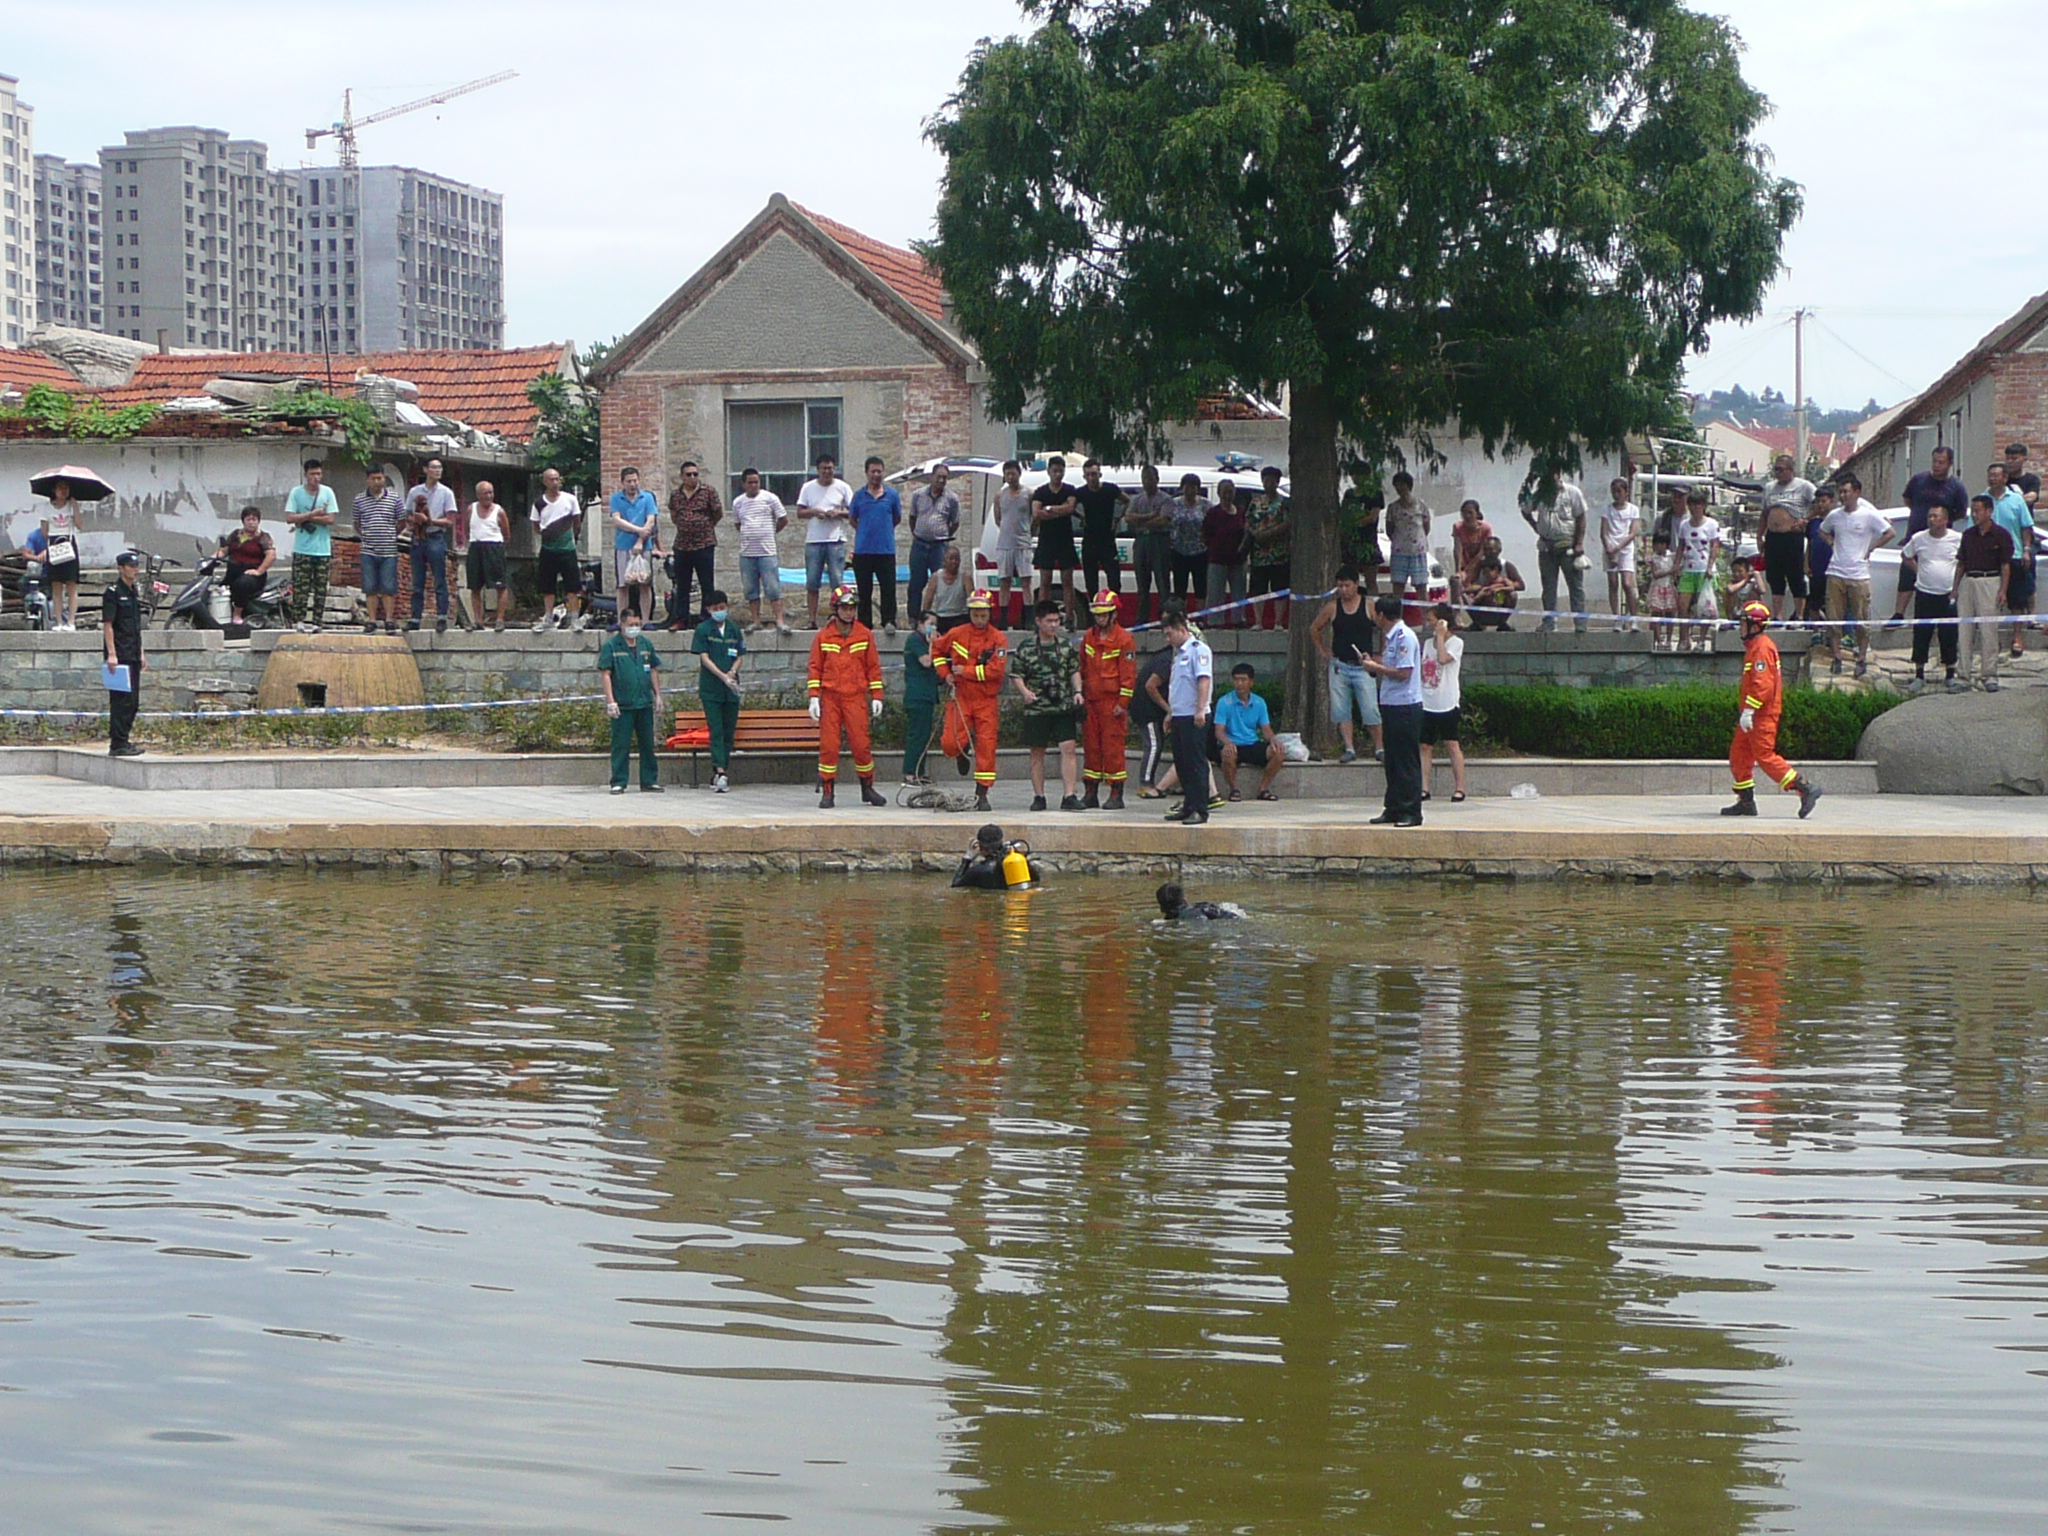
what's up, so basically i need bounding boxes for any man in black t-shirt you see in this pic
[1030,455,1082,622]
[2005,443,2041,513]
[1073,458,1126,612]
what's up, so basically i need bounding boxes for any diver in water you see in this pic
[952,823,1041,890]
[1156,882,1241,921]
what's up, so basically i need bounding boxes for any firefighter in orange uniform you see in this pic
[808,585,886,810]
[1723,600,1822,819]
[1079,589,1137,810]
[938,588,1008,812]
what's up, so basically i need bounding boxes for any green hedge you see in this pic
[1461,682,1898,761]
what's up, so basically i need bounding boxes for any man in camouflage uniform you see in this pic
[1010,598,1084,812]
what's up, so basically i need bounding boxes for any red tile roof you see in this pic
[27,344,568,442]
[0,347,90,395]
[795,204,949,324]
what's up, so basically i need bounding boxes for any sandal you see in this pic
[1137,786,1163,799]
[1256,790,1278,802]
[1421,791,1431,802]
[2013,643,2027,659]
[1228,789,1243,802]
[1452,790,1466,802]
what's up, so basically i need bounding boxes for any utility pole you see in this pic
[1793,307,1810,477]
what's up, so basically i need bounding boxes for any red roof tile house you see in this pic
[1,339,576,568]
[591,196,1000,514]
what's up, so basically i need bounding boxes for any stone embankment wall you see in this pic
[0,626,1799,719]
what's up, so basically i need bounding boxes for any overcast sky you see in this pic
[10,0,2043,415]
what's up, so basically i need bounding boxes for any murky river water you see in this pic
[0,869,2044,1535]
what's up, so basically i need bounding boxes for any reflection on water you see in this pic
[0,871,2045,1535]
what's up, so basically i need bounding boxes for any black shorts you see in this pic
[465,542,508,590]
[537,545,582,597]
[1019,712,1078,749]
[1208,736,1269,766]
[1034,537,1079,570]
[44,558,80,587]
[2009,561,2038,607]
[1763,530,1807,598]
[1421,707,1461,745]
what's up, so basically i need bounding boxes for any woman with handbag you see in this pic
[37,475,84,632]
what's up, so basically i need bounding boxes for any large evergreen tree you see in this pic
[926,0,1797,730]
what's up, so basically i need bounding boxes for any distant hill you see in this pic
[1690,385,1883,437]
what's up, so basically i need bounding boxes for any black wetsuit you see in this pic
[953,855,1007,890]
[1167,901,1235,920]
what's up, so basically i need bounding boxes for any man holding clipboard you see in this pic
[103,551,145,758]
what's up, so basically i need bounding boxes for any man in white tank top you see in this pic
[465,480,511,632]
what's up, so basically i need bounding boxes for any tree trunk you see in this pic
[1284,379,1341,750]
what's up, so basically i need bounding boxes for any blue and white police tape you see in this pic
[1129,588,1330,632]
[0,693,608,722]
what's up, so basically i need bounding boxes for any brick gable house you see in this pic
[590,196,1000,536]
[589,194,1288,592]
[1840,291,2048,502]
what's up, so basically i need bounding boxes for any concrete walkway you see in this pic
[0,775,2042,883]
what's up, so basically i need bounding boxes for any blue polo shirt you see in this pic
[1214,689,1269,746]
[610,489,659,552]
[849,486,902,557]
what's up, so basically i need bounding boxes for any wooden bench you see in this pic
[666,709,818,785]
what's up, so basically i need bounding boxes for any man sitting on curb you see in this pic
[1210,663,1285,802]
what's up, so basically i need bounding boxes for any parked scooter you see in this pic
[166,539,290,629]
[16,556,52,631]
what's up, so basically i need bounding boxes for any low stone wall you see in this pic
[0,623,1808,721]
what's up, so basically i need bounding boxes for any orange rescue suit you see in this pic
[1079,622,1137,784]
[808,619,883,781]
[937,621,1008,787]
[1730,631,1794,793]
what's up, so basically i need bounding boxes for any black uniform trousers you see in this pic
[1380,701,1423,822]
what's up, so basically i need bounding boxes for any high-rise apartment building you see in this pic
[33,156,103,330]
[1,75,36,345]
[100,126,301,351]
[294,165,503,353]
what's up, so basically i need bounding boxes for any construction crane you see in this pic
[305,70,517,174]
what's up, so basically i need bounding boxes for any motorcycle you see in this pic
[166,539,291,630]
[16,556,51,631]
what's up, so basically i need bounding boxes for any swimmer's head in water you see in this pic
[1156,881,1186,918]
[976,823,1006,854]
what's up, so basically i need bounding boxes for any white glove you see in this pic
[606,701,620,720]
[871,698,884,719]
[1739,708,1755,732]
[808,698,822,723]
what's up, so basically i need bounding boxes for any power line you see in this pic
[1808,314,1917,394]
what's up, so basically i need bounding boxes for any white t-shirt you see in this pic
[796,477,853,545]
[1821,505,1892,582]
[1601,501,1640,568]
[534,490,579,535]
[44,500,78,537]
[468,503,506,544]
[1419,631,1463,713]
[1903,527,1961,596]
[731,491,786,560]
[1678,516,1721,573]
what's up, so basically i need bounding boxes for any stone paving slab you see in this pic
[0,776,2039,883]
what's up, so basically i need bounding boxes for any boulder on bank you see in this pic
[1857,683,2048,795]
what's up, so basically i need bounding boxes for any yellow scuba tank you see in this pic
[1001,840,1034,889]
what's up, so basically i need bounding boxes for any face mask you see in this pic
[622,625,642,640]
[709,609,728,624]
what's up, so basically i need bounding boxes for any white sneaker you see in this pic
[713,771,728,794]
[531,614,552,633]
[569,613,587,632]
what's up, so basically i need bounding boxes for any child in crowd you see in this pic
[1646,532,1679,651]
[1725,555,1766,616]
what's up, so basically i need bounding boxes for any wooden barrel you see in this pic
[255,634,426,712]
